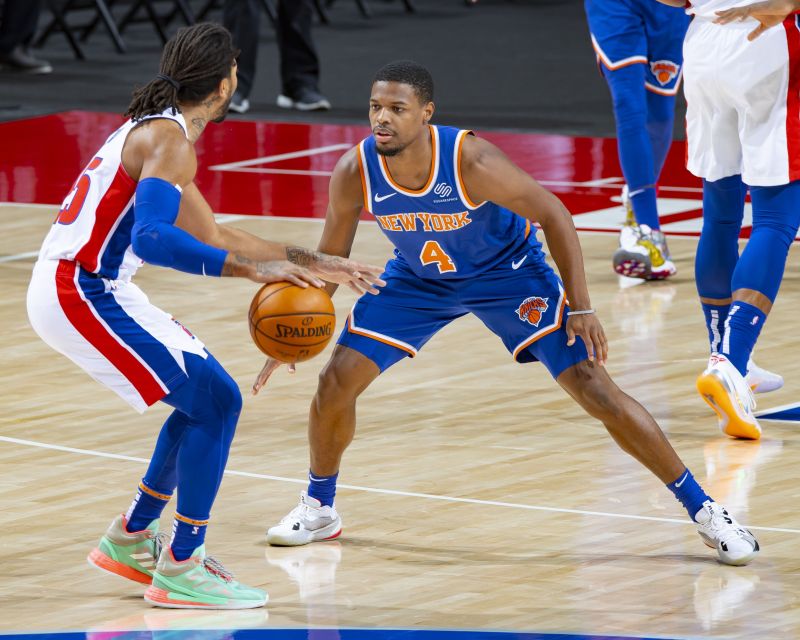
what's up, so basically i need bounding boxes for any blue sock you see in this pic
[630,186,660,230]
[646,90,676,180]
[700,303,729,354]
[731,182,800,302]
[160,352,242,562]
[171,515,208,561]
[307,470,338,507]
[722,302,766,376]
[667,469,710,521]
[604,64,660,229]
[126,480,172,532]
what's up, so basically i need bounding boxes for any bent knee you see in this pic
[561,362,626,422]
[316,350,376,403]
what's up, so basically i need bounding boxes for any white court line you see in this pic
[0,250,39,263]
[209,143,353,171]
[755,402,800,419]
[212,168,334,177]
[1,434,797,534]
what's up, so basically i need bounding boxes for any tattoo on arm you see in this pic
[221,253,252,277]
[286,246,322,266]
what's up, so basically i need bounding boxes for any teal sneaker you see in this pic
[144,545,268,609]
[87,514,164,585]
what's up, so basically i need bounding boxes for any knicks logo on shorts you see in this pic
[650,60,679,86]
[516,296,549,327]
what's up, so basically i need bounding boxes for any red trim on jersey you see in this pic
[55,259,166,406]
[783,15,800,182]
[75,164,137,272]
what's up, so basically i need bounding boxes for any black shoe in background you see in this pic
[0,46,52,74]
[277,87,331,111]
[228,91,250,114]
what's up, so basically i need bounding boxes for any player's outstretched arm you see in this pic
[253,146,382,396]
[654,0,688,6]
[123,120,317,286]
[459,135,607,364]
[714,0,799,39]
[316,147,379,297]
[171,174,382,295]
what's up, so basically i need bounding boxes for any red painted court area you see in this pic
[1,111,713,235]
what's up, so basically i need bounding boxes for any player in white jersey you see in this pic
[26,23,384,610]
[658,0,798,440]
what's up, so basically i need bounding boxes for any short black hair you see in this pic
[373,60,434,104]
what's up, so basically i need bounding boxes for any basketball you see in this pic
[248,282,336,363]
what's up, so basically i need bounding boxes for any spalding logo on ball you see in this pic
[248,282,335,363]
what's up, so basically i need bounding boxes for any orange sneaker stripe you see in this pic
[88,547,152,585]
[144,586,216,607]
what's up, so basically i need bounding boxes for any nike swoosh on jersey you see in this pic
[511,255,528,270]
[374,192,397,203]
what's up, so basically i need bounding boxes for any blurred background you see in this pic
[0,0,687,136]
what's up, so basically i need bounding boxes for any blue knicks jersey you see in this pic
[357,125,541,279]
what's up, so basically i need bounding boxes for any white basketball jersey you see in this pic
[687,1,753,18]
[38,109,187,281]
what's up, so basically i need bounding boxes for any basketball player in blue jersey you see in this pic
[253,61,760,566]
[26,24,384,610]
[584,0,689,280]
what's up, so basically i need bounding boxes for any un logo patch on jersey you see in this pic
[650,60,679,86]
[516,296,549,327]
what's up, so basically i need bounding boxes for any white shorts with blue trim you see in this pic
[27,259,206,413]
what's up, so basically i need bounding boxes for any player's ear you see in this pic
[423,101,434,125]
[219,76,230,99]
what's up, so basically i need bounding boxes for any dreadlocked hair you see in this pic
[126,22,238,121]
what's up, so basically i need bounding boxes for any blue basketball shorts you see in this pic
[337,251,589,377]
[585,0,689,95]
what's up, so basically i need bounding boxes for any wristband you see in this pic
[567,309,595,316]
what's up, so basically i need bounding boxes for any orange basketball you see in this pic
[248,282,336,363]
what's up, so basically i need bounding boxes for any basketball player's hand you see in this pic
[566,313,608,366]
[714,0,799,39]
[308,255,386,295]
[252,358,295,395]
[254,260,325,288]
[224,254,326,288]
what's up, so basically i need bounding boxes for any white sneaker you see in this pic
[697,354,762,440]
[694,500,759,566]
[745,358,784,394]
[266,492,342,546]
[612,224,677,280]
[613,224,652,279]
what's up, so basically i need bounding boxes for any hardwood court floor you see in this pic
[1,204,799,639]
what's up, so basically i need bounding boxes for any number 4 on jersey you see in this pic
[419,240,457,273]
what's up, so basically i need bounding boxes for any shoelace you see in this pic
[281,502,312,525]
[203,556,234,582]
[149,531,170,562]
[706,506,747,545]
